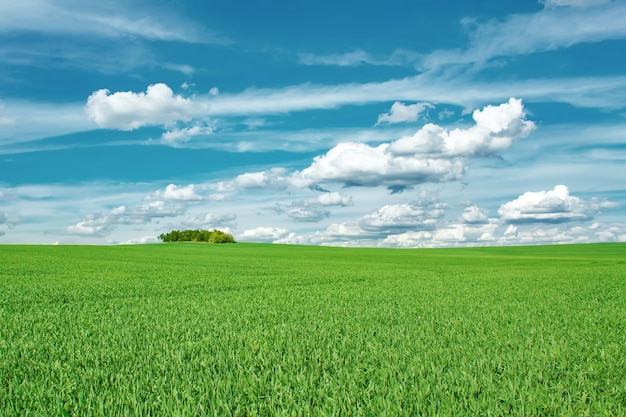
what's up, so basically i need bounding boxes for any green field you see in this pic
[1,243,625,416]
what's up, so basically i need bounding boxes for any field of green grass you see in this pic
[1,242,625,416]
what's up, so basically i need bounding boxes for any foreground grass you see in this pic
[0,243,625,416]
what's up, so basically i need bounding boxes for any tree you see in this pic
[158,229,235,243]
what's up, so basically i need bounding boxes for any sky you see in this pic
[1,0,625,247]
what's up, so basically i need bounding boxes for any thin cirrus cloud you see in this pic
[297,1,625,71]
[422,1,626,69]
[540,0,611,8]
[298,49,419,68]
[0,0,219,44]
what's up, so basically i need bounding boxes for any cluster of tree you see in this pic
[158,229,236,243]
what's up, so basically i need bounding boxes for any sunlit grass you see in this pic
[1,243,625,415]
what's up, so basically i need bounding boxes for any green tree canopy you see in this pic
[158,229,235,243]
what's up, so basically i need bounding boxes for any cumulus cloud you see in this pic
[238,227,290,242]
[118,236,161,245]
[359,199,447,234]
[85,83,195,130]
[499,225,590,245]
[230,168,290,190]
[376,102,433,125]
[67,201,184,237]
[312,192,353,207]
[182,212,237,229]
[152,184,203,201]
[498,185,616,224]
[292,98,534,189]
[460,205,489,224]
[287,207,330,222]
[258,192,352,224]
[381,220,501,248]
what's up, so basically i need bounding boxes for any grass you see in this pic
[0,242,625,416]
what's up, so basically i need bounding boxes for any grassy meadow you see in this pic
[0,242,625,416]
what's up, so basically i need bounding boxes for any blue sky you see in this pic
[1,0,625,246]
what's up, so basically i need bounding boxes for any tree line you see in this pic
[158,229,235,243]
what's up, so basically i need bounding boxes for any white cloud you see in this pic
[291,141,464,190]
[182,213,237,229]
[287,207,330,222]
[153,184,203,201]
[540,0,610,8]
[0,115,16,126]
[238,227,290,242]
[67,214,116,237]
[292,98,534,189]
[460,205,489,224]
[312,192,353,207]
[163,63,195,75]
[67,200,185,237]
[233,168,290,190]
[0,100,92,147]
[594,225,626,242]
[298,49,420,68]
[299,49,377,67]
[0,210,19,230]
[119,236,161,245]
[85,83,195,130]
[358,200,447,234]
[376,102,433,125]
[423,2,626,69]
[0,0,219,44]
[161,125,214,145]
[202,74,626,119]
[498,185,616,224]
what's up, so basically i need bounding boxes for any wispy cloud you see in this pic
[298,49,419,67]
[540,0,611,8]
[0,100,91,147]
[296,2,625,73]
[376,102,433,125]
[204,74,626,116]
[422,1,626,69]
[0,0,224,44]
